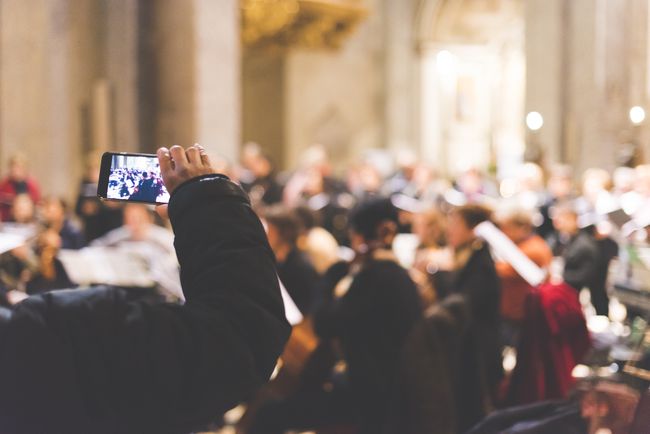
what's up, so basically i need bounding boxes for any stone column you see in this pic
[0,0,90,199]
[524,0,565,166]
[384,0,418,153]
[104,0,140,152]
[194,0,241,162]
[148,0,240,160]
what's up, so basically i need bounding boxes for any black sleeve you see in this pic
[457,248,501,325]
[0,175,291,434]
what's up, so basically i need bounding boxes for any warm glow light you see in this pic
[526,111,544,131]
[630,106,646,125]
[436,50,455,75]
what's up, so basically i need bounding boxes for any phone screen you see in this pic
[104,153,170,204]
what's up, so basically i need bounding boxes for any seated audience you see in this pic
[0,153,41,221]
[76,153,123,242]
[91,203,180,300]
[41,196,85,250]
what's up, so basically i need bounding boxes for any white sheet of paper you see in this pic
[474,221,547,287]
[278,277,303,326]
[0,232,28,255]
[58,247,155,288]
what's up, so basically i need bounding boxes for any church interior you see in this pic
[1,1,650,433]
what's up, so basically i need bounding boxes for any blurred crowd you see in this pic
[1,143,649,432]
[107,167,166,203]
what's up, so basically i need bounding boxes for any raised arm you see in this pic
[0,145,291,434]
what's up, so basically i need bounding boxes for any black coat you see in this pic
[277,248,319,315]
[387,295,489,434]
[435,241,502,398]
[0,175,291,434]
[562,231,599,292]
[314,258,422,432]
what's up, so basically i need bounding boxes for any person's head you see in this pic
[263,206,302,256]
[241,142,273,178]
[457,168,484,196]
[582,168,611,203]
[547,164,573,199]
[447,204,492,248]
[123,203,154,241]
[11,194,35,223]
[302,167,325,196]
[551,201,579,236]
[299,144,331,176]
[497,208,535,244]
[41,196,67,227]
[395,149,418,179]
[8,153,28,182]
[413,208,446,248]
[349,163,382,194]
[293,206,319,232]
[349,198,399,253]
[635,164,650,195]
[613,166,636,193]
[516,162,544,193]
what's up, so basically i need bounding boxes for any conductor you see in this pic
[0,145,291,434]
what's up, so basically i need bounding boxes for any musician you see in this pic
[549,202,599,292]
[240,142,284,206]
[249,198,422,434]
[495,208,552,346]
[264,205,320,315]
[435,204,502,401]
[0,145,291,434]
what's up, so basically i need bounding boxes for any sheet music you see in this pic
[278,277,303,326]
[0,232,28,255]
[58,247,155,288]
[474,221,547,287]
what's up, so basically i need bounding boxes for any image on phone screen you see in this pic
[106,154,170,203]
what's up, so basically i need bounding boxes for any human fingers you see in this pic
[186,145,201,166]
[157,147,173,174]
[169,145,188,169]
[195,144,213,169]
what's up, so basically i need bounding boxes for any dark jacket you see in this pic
[387,295,489,434]
[467,400,586,434]
[314,257,422,433]
[562,231,599,292]
[435,241,502,398]
[0,175,291,434]
[277,248,319,315]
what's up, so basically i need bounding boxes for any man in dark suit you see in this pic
[0,145,291,434]
[550,202,599,292]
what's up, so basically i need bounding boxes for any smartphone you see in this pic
[97,152,170,204]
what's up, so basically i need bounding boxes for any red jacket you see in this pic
[505,282,591,405]
[496,235,553,322]
[0,177,41,221]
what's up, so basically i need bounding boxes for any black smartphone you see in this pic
[97,152,170,204]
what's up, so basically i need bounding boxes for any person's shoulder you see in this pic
[362,257,412,282]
